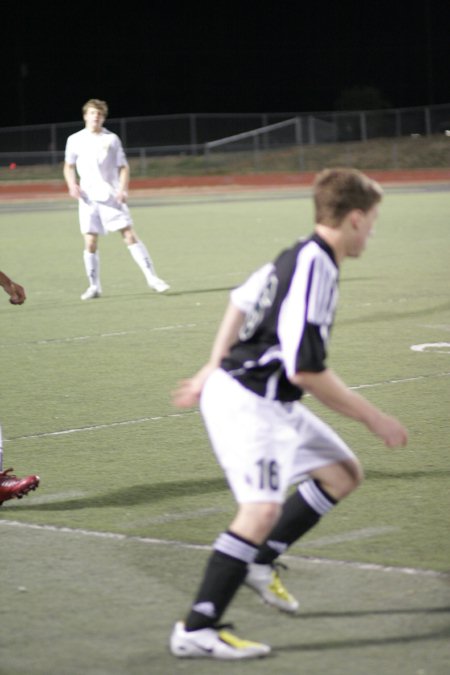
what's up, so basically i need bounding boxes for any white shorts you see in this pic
[200,368,356,504]
[78,196,133,235]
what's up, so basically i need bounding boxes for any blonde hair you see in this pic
[314,168,383,226]
[82,99,109,119]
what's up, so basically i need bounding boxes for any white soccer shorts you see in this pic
[200,368,356,504]
[78,196,133,235]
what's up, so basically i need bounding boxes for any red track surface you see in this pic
[0,169,448,201]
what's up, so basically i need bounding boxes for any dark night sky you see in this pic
[2,1,450,127]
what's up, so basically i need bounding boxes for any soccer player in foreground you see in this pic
[0,270,40,505]
[169,168,408,660]
[64,99,170,300]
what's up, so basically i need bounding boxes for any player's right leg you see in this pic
[170,369,293,659]
[81,233,101,299]
[79,201,103,299]
[170,507,276,660]
[170,621,270,660]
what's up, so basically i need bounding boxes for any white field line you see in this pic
[347,370,450,391]
[299,526,400,548]
[5,370,450,443]
[6,411,199,441]
[0,519,447,579]
[0,323,198,347]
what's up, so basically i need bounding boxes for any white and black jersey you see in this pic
[221,233,339,402]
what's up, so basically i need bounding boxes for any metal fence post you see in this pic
[360,112,367,142]
[424,107,431,136]
[308,116,316,145]
[139,148,146,176]
[395,109,402,137]
[50,124,58,166]
[295,117,305,171]
[189,114,197,155]
[253,133,260,170]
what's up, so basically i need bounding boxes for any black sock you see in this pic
[254,479,337,565]
[185,531,258,631]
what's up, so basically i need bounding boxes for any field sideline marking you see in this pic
[5,370,450,443]
[0,323,198,348]
[0,519,447,580]
[5,411,200,441]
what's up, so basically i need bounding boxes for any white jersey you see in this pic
[64,127,128,202]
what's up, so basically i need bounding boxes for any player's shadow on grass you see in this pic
[161,285,236,297]
[7,476,229,512]
[276,625,450,653]
[293,606,450,619]
[365,468,450,480]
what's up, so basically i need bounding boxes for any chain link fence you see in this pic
[0,104,449,172]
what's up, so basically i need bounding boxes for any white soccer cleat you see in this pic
[169,621,271,660]
[147,276,170,293]
[245,563,299,614]
[80,286,101,300]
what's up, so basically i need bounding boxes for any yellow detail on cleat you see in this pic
[269,570,297,604]
[219,630,267,651]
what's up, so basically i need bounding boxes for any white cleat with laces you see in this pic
[245,563,299,613]
[170,621,271,660]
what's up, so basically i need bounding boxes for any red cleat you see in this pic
[0,468,40,505]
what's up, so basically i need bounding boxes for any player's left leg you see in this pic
[121,226,170,293]
[79,199,103,299]
[246,404,362,612]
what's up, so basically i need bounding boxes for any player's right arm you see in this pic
[173,264,272,408]
[172,301,245,408]
[291,368,408,448]
[63,162,81,199]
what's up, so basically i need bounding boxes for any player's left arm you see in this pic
[116,164,130,203]
[291,368,408,448]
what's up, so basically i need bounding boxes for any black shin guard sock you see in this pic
[255,485,333,565]
[185,550,248,631]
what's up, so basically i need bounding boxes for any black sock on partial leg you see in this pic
[185,531,258,631]
[254,479,337,565]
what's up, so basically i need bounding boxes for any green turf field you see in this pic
[1,188,449,674]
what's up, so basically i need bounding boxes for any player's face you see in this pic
[84,107,105,132]
[349,204,379,257]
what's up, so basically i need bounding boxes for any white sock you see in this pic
[128,241,156,281]
[83,251,100,290]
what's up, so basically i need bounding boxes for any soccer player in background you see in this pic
[0,270,40,505]
[169,168,408,660]
[64,99,170,300]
